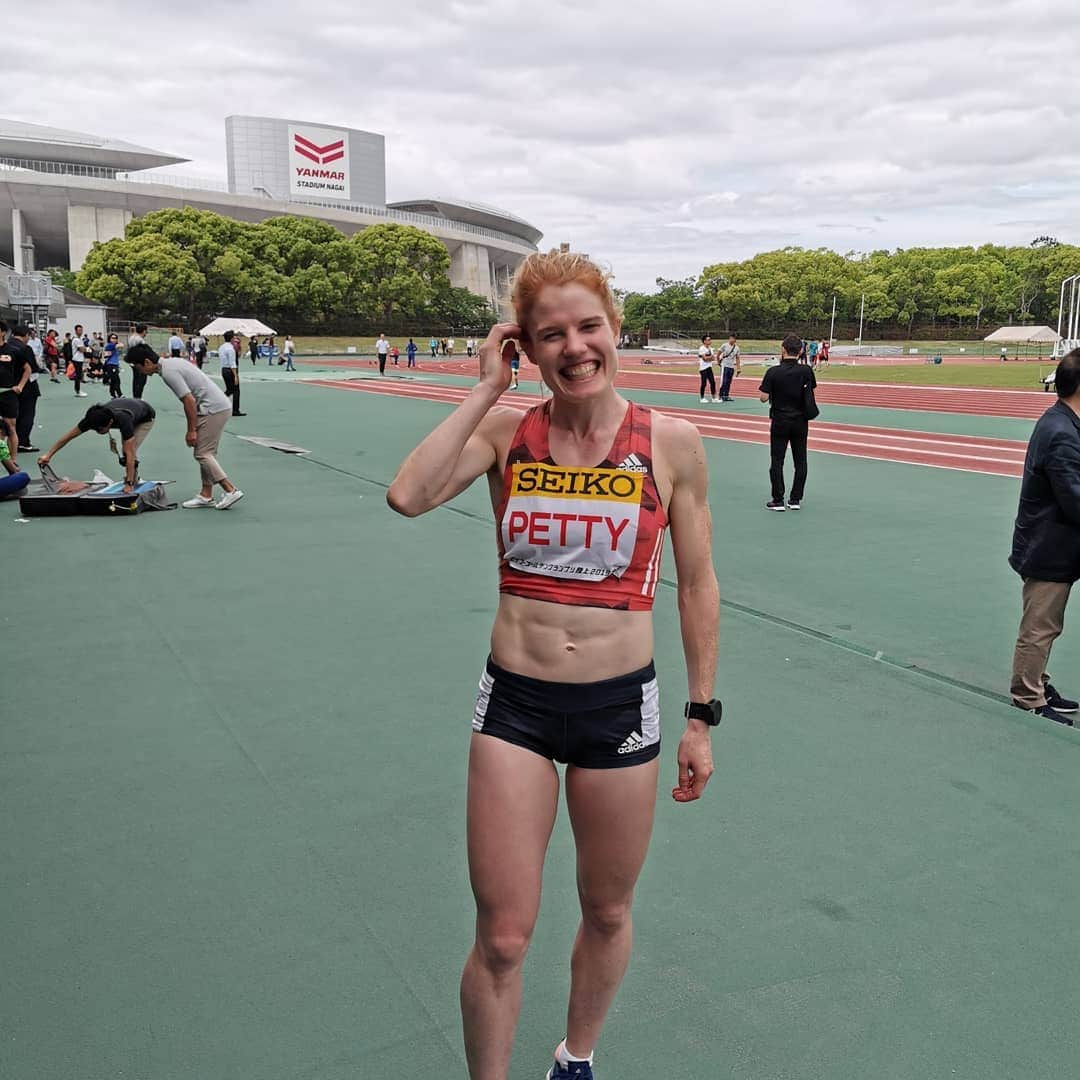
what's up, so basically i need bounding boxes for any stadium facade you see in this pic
[0,115,542,319]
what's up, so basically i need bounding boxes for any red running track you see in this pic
[415,359,1052,421]
[306,377,1029,478]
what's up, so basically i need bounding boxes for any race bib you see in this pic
[502,463,643,581]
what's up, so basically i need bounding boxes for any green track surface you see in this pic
[4,377,1079,1080]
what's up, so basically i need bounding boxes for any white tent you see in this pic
[983,325,1061,343]
[199,316,277,337]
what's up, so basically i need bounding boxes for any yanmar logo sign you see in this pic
[288,124,351,200]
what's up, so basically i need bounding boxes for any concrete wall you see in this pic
[12,209,33,272]
[67,206,132,270]
[450,243,492,302]
[54,304,108,338]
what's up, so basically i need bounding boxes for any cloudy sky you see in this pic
[7,0,1080,291]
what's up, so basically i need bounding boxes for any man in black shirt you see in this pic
[9,325,43,452]
[0,322,32,466]
[759,332,817,510]
[38,398,156,492]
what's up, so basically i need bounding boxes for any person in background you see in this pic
[38,397,157,493]
[249,334,260,366]
[807,338,819,368]
[283,335,296,371]
[44,328,61,382]
[717,334,741,402]
[797,339,808,365]
[103,332,123,398]
[447,335,456,358]
[193,332,208,368]
[406,338,418,368]
[125,344,244,511]
[0,322,31,464]
[391,344,400,366]
[430,335,439,359]
[218,330,245,416]
[167,329,185,358]
[376,333,390,375]
[697,335,717,403]
[127,323,149,399]
[759,331,817,511]
[27,327,43,369]
[266,335,276,366]
[71,323,90,397]
[819,339,830,368]
[508,341,520,389]
[466,336,476,358]
[1008,347,1080,726]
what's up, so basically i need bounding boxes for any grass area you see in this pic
[658,361,1055,389]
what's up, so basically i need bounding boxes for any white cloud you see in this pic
[5,0,1080,290]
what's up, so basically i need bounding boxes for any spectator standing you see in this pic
[193,332,208,369]
[44,329,61,382]
[15,326,43,452]
[759,332,817,511]
[27,327,43,369]
[283,335,296,371]
[466,336,476,358]
[103,332,123,398]
[697,335,717,403]
[249,335,260,366]
[266,335,276,366]
[406,338,418,368]
[218,330,245,416]
[390,344,400,366]
[376,333,390,375]
[797,339,808,364]
[446,335,455,358]
[717,335,741,402]
[128,324,149,399]
[429,335,439,359]
[71,323,90,397]
[1008,348,1080,726]
[0,323,31,463]
[167,330,185,358]
[819,340,831,368]
[807,339,819,368]
[125,344,244,510]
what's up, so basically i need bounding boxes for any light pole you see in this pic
[857,292,865,348]
[829,294,836,344]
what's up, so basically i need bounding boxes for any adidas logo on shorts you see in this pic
[617,730,647,754]
[617,453,649,473]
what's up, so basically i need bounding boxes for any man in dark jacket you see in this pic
[759,332,817,511]
[1008,347,1080,725]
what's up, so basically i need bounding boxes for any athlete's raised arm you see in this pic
[387,323,523,517]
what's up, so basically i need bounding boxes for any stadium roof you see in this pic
[387,197,542,246]
[0,118,187,172]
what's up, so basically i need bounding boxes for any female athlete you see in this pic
[387,250,719,1080]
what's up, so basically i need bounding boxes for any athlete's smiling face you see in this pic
[525,282,621,400]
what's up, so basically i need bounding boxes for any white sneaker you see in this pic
[75,391,88,397]
[700,397,708,403]
[215,489,244,510]
[182,494,215,509]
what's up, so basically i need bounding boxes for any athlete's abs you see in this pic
[490,593,654,683]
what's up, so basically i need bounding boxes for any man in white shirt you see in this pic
[697,335,717,403]
[126,344,244,509]
[446,336,455,358]
[283,335,296,372]
[718,335,741,401]
[218,330,245,416]
[466,336,476,358]
[376,333,390,375]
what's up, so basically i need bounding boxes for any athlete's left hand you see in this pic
[672,725,714,802]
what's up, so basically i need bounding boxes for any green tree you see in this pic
[348,223,452,325]
[41,266,78,290]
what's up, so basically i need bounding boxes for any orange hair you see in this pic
[511,250,621,333]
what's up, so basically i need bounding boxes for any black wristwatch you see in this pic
[685,699,723,726]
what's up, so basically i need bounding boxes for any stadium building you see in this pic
[0,115,542,320]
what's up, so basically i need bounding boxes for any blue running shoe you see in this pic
[546,1059,594,1079]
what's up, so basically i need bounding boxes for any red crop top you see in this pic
[496,401,669,612]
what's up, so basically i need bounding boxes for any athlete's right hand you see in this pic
[37,453,50,466]
[478,322,524,394]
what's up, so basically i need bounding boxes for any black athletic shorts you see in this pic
[0,391,17,420]
[473,656,661,769]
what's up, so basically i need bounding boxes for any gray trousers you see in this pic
[1010,579,1072,708]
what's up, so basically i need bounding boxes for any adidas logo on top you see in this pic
[617,730,647,754]
[618,453,649,473]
